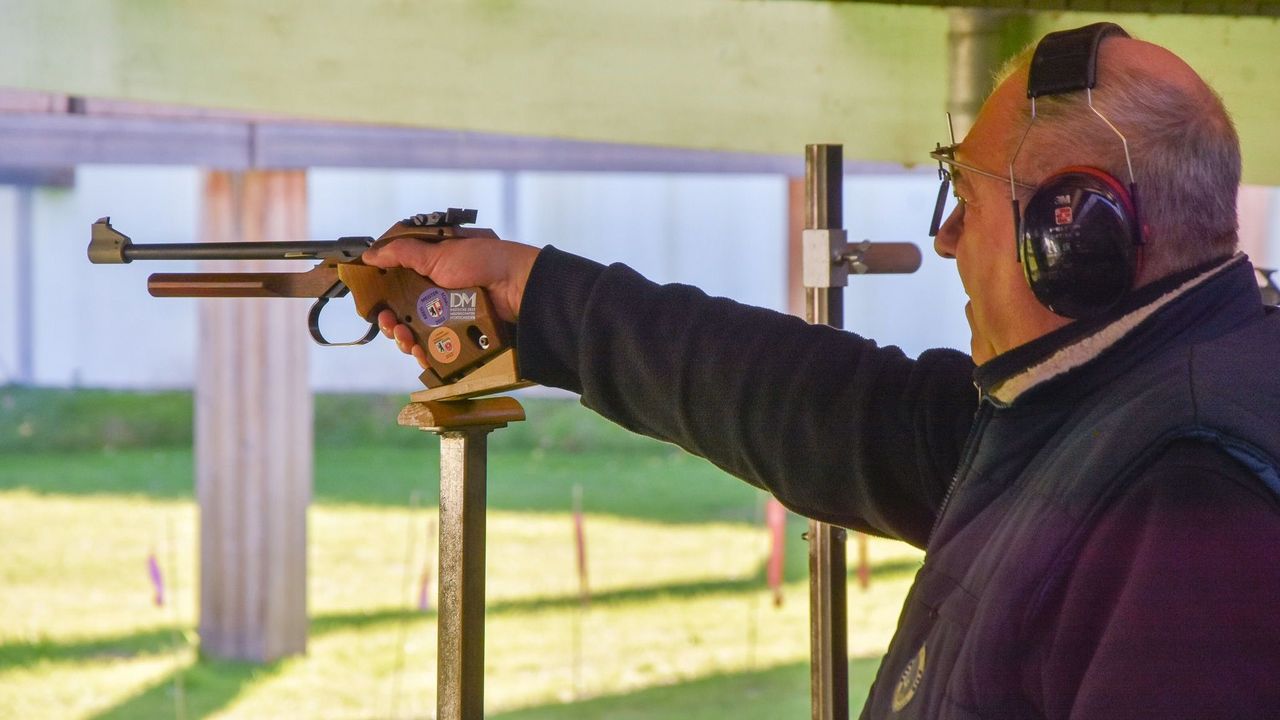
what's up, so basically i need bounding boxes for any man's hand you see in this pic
[362,236,541,369]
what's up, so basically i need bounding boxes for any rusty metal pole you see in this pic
[797,144,923,719]
[804,144,850,720]
[399,398,526,720]
[435,427,491,720]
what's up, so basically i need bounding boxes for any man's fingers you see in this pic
[392,324,415,354]
[379,313,427,369]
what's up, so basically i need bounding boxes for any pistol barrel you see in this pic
[89,217,371,264]
[125,240,369,262]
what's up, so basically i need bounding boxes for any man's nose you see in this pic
[933,207,961,259]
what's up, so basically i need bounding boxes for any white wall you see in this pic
[2,165,993,392]
[843,174,971,358]
[11,167,201,388]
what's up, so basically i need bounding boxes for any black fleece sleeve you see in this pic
[516,247,978,547]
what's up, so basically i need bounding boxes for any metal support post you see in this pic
[399,398,526,720]
[804,144,850,720]
[437,428,490,720]
[799,144,923,719]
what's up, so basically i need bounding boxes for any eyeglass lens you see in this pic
[929,168,952,237]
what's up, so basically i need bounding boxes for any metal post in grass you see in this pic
[398,397,525,720]
[800,144,923,720]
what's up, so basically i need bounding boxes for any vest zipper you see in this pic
[927,402,993,547]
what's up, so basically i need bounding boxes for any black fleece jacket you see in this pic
[515,246,1280,719]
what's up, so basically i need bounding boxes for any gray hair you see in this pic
[997,45,1241,284]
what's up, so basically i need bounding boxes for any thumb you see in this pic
[361,237,438,277]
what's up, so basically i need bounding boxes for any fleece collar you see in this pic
[977,255,1245,406]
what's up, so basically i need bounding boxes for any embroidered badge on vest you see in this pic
[891,642,927,712]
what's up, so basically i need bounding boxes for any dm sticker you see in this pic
[417,288,449,327]
[448,291,478,322]
[428,327,461,364]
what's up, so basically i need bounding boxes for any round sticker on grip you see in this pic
[416,288,449,327]
[428,327,461,364]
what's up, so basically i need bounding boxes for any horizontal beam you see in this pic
[252,123,808,174]
[0,165,73,186]
[0,91,925,174]
[0,113,252,168]
[0,108,816,174]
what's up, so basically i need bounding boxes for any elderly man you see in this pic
[367,23,1280,719]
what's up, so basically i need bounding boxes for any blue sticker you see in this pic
[417,288,449,327]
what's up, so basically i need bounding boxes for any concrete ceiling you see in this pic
[1,1,1277,182]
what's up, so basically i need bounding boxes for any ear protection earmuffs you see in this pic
[1013,22,1143,320]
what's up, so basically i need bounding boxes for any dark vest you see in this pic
[861,259,1280,718]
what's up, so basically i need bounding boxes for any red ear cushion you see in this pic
[1044,166,1135,214]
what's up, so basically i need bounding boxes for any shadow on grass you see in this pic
[89,654,283,720]
[490,656,883,720]
[313,553,921,635]
[1,553,912,719]
[0,626,183,668]
[1,445,768,525]
[0,554,920,673]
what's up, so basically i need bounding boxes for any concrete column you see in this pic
[946,9,1027,140]
[196,170,312,662]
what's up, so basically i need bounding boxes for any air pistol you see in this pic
[88,209,528,401]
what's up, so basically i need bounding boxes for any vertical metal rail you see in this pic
[402,398,523,720]
[804,144,850,720]
[436,427,493,720]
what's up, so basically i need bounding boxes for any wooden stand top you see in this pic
[398,396,526,432]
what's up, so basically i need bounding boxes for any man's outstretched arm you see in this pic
[366,239,977,546]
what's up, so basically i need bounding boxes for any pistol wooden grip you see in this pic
[337,264,508,387]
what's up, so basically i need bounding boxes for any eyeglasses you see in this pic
[927,142,1036,237]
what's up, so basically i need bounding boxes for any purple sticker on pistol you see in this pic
[417,288,449,327]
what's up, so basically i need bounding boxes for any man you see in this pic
[366,24,1280,719]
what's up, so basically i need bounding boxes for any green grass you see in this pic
[0,387,666,455]
[0,388,923,719]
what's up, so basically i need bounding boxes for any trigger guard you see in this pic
[308,297,380,347]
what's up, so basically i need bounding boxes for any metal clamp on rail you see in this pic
[803,228,924,288]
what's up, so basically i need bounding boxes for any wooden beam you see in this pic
[196,169,311,662]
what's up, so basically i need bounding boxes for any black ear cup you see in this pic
[1017,167,1139,319]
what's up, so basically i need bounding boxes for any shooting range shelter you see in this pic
[4,2,1280,718]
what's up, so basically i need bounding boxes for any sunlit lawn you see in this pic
[0,392,922,719]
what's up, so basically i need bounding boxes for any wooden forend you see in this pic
[398,396,526,432]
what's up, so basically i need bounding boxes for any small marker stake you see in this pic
[766,498,787,608]
[147,550,166,607]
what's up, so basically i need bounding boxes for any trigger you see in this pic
[308,297,380,347]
